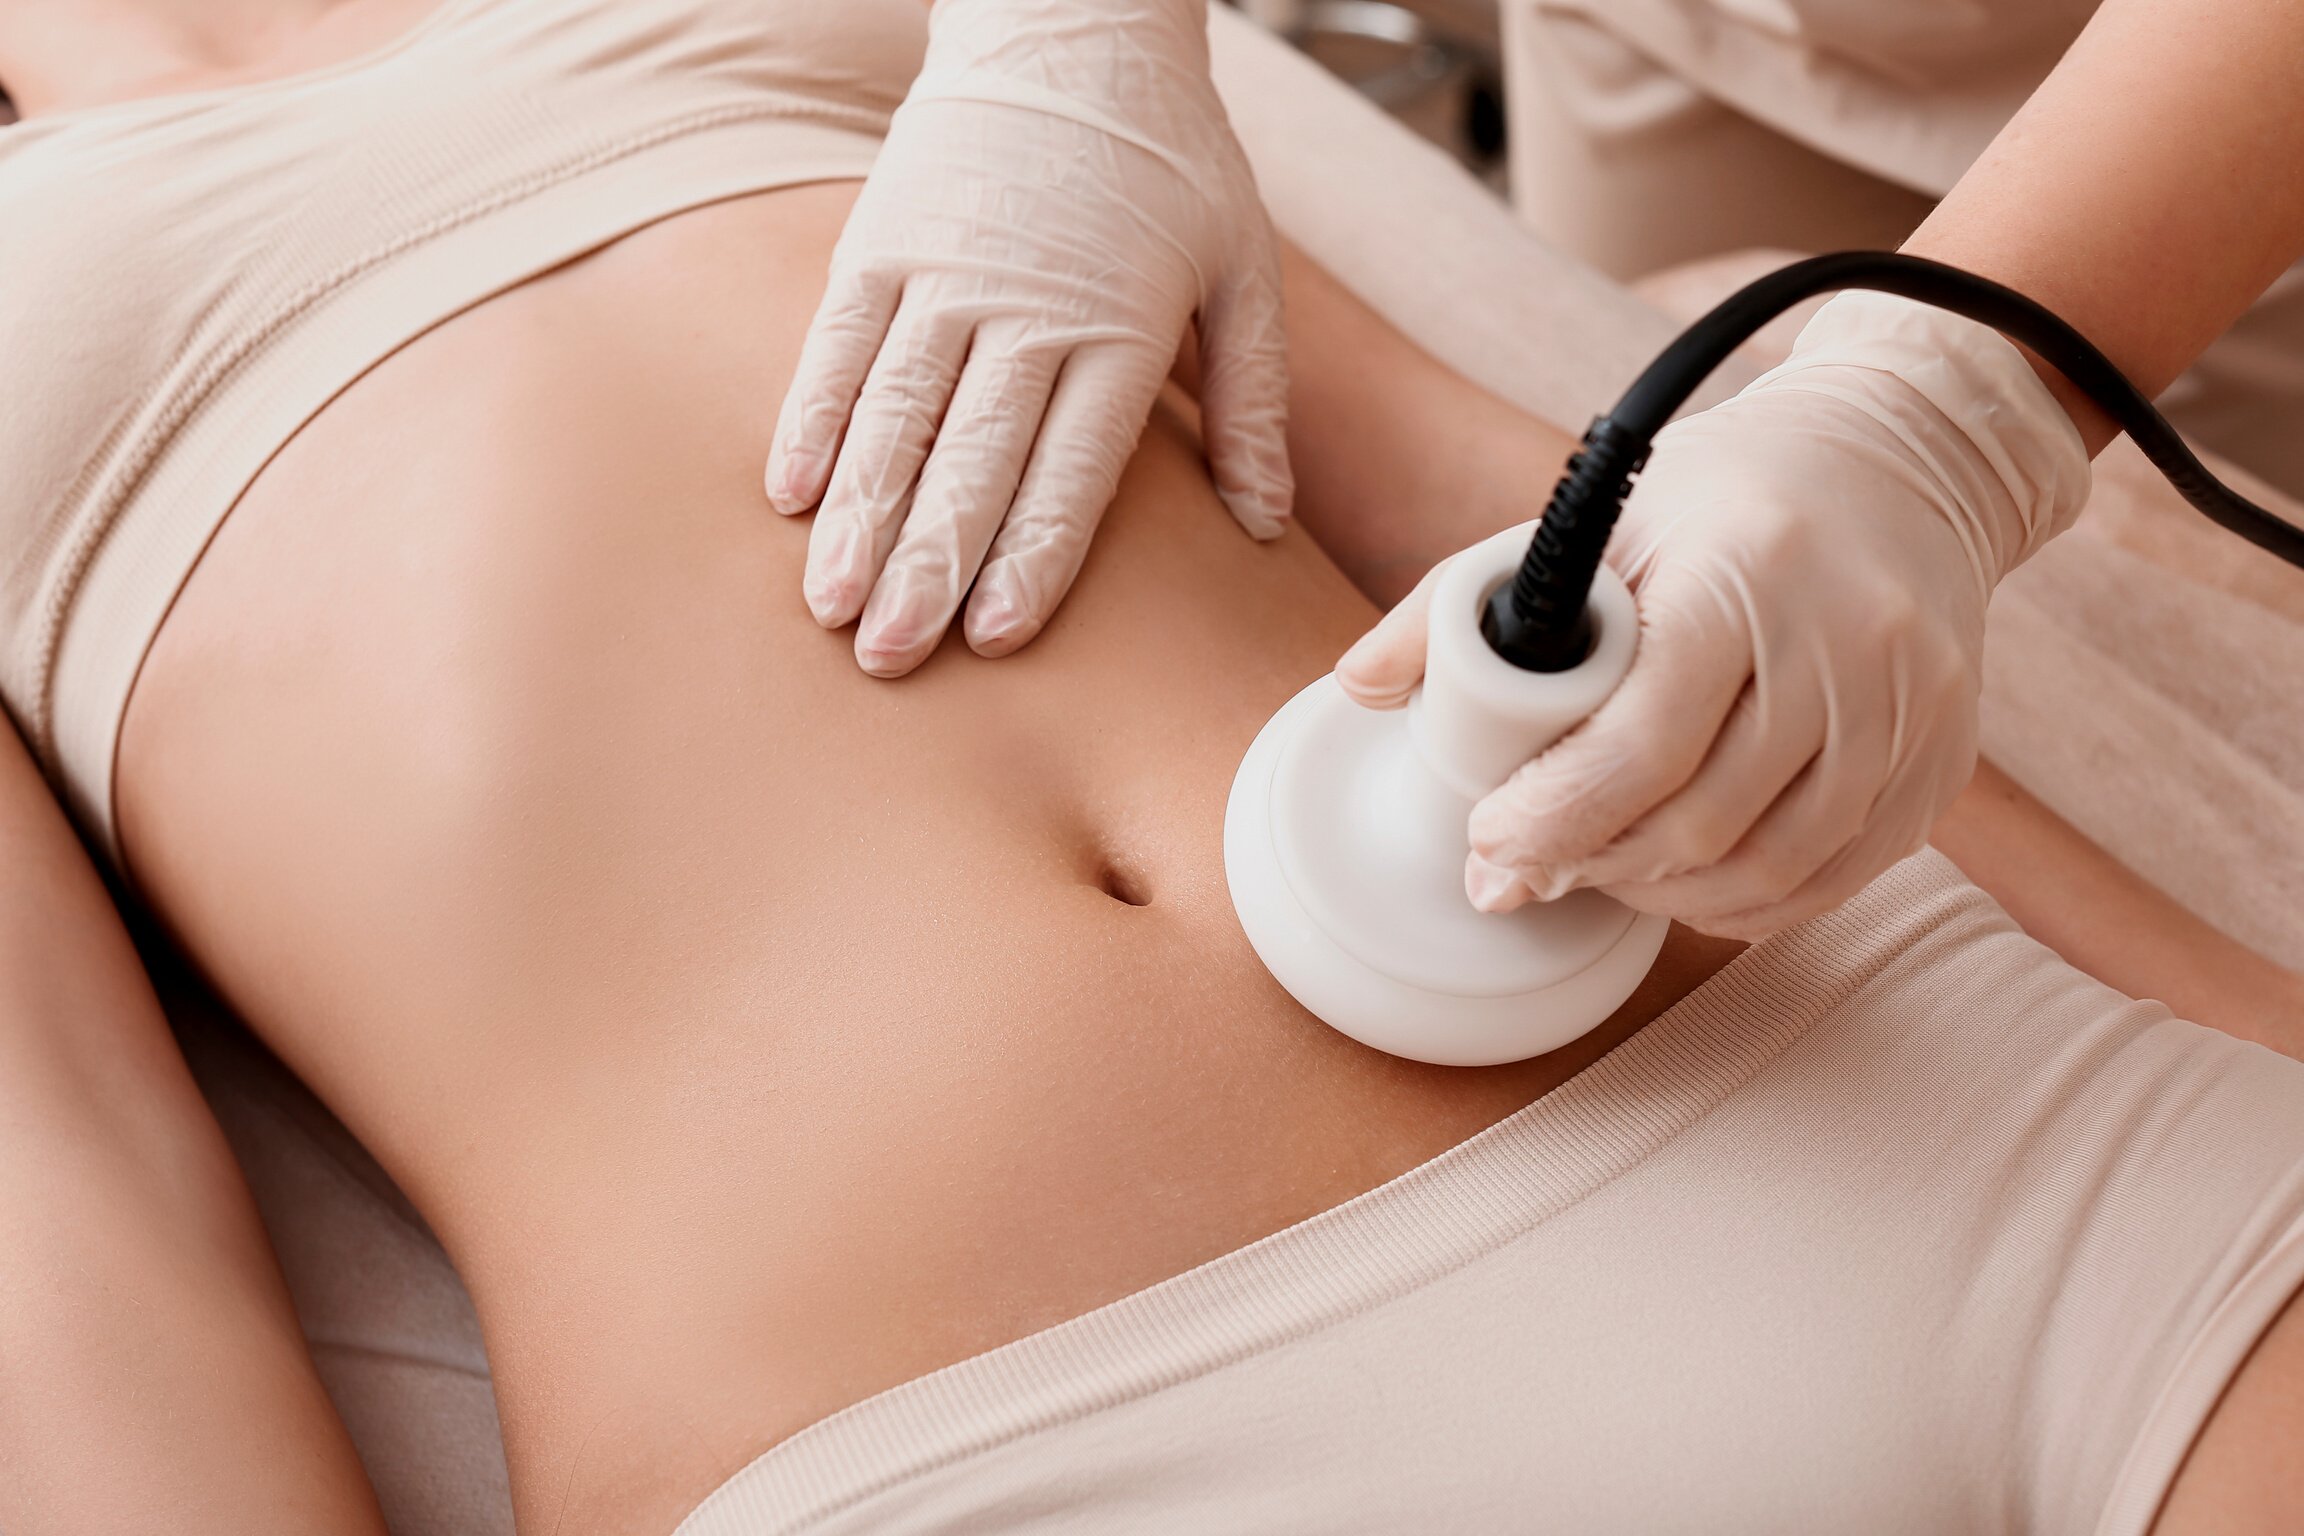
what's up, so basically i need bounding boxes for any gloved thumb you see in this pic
[1335,564,1439,709]
[1196,266,1294,540]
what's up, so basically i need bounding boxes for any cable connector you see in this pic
[1481,417,1648,673]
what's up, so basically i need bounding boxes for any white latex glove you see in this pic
[1338,293,2092,939]
[768,0,1293,677]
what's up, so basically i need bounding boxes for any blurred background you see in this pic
[1227,0,1508,186]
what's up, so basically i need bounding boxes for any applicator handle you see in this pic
[1409,523,1642,802]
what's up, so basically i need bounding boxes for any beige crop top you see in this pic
[0,0,925,860]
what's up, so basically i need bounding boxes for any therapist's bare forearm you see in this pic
[1903,0,2304,454]
[1276,242,1576,606]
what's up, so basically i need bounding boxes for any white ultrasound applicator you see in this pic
[1224,522,1668,1067]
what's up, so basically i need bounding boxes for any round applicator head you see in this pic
[1224,526,1667,1067]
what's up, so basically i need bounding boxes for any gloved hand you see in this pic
[1338,293,2092,939]
[768,0,1293,677]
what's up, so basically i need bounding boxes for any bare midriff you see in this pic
[116,183,1731,1533]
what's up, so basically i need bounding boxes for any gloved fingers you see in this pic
[1466,575,1753,890]
[963,342,1166,657]
[1694,745,1968,938]
[1539,675,1825,896]
[1195,265,1294,539]
[852,340,1062,677]
[1334,565,1441,709]
[768,264,903,515]
[1633,639,1983,931]
[1599,737,1885,934]
[1660,826,1867,942]
[1700,827,1898,941]
[803,302,975,631]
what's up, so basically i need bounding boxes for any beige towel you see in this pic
[1983,441,2304,968]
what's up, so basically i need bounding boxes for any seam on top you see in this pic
[31,94,880,758]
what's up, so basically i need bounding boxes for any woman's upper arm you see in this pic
[0,720,390,1536]
[0,717,189,1121]
[0,720,235,1197]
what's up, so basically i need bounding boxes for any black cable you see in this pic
[1483,250,2304,672]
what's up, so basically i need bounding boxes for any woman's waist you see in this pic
[112,466,1561,1533]
[116,534,1320,1158]
[176,720,1577,1530]
[113,178,1383,1112]
[103,258,1429,1241]
[411,854,1593,1533]
[92,174,1531,1518]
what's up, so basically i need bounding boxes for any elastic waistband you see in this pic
[677,851,1979,1533]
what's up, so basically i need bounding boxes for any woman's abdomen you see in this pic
[115,185,1606,1530]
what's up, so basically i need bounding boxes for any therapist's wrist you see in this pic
[921,0,1209,55]
[1898,231,2128,458]
[910,0,1227,156]
[1775,291,2094,582]
[2020,349,2121,458]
